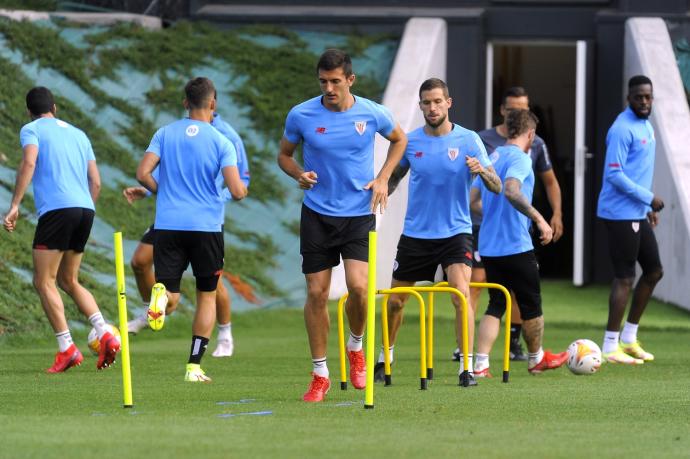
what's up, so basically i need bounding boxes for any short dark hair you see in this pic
[26,87,55,116]
[419,78,449,99]
[316,49,353,77]
[506,109,538,139]
[628,75,652,90]
[501,86,529,106]
[184,77,215,110]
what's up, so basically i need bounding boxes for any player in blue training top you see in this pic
[375,78,501,387]
[3,87,120,373]
[277,48,407,402]
[124,93,250,359]
[471,109,568,377]
[469,86,564,363]
[597,75,664,365]
[136,77,247,383]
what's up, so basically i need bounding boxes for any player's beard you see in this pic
[632,105,652,119]
[425,114,446,128]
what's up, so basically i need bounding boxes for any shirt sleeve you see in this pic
[234,138,251,187]
[533,138,553,173]
[373,102,395,137]
[218,135,238,169]
[84,135,96,161]
[604,124,654,205]
[146,128,164,157]
[19,124,38,148]
[469,132,492,168]
[283,107,302,144]
[505,154,532,184]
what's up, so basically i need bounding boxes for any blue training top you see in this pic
[20,117,95,217]
[597,107,656,220]
[147,118,237,232]
[401,124,491,239]
[283,95,395,216]
[212,113,250,189]
[474,144,535,257]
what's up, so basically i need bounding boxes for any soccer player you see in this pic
[136,77,247,382]
[374,78,501,386]
[3,86,119,372]
[471,109,568,377]
[124,105,250,358]
[464,86,563,362]
[597,75,663,365]
[277,49,407,402]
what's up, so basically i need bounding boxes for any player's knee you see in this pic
[306,284,329,305]
[643,268,663,285]
[347,284,367,303]
[56,274,78,294]
[32,276,54,294]
[387,295,406,313]
[615,277,635,289]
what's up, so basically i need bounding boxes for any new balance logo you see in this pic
[415,151,423,158]
[315,127,326,134]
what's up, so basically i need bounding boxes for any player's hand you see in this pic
[465,156,483,175]
[536,219,553,245]
[364,177,388,214]
[122,186,148,204]
[647,211,659,228]
[550,213,564,242]
[650,196,664,212]
[3,206,19,233]
[298,171,318,190]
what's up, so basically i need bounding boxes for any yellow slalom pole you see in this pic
[114,232,133,408]
[364,231,376,409]
[337,293,349,390]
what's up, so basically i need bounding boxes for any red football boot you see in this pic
[528,350,568,374]
[348,349,366,390]
[96,332,120,370]
[302,373,331,402]
[46,344,84,373]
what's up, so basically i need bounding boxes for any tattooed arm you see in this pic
[504,177,553,245]
[387,163,410,196]
[466,156,501,194]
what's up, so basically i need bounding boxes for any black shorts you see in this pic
[300,204,375,274]
[482,250,542,321]
[471,224,483,269]
[33,207,94,252]
[153,230,224,293]
[602,218,662,279]
[393,233,473,282]
[140,224,156,245]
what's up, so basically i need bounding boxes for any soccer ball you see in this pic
[567,339,602,375]
[87,324,121,356]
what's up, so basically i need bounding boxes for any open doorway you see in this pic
[488,42,577,278]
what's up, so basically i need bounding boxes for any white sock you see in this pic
[312,357,328,377]
[602,330,620,354]
[88,312,108,339]
[347,331,363,352]
[474,353,489,371]
[620,322,639,344]
[377,346,394,364]
[528,348,544,368]
[458,354,474,374]
[217,322,232,341]
[56,330,73,352]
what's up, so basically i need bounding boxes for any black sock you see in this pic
[188,335,209,364]
[510,324,522,343]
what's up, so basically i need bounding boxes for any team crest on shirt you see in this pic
[186,125,199,137]
[354,121,367,135]
[448,148,459,161]
[632,222,640,233]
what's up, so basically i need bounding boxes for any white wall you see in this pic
[625,18,690,311]
[329,17,447,298]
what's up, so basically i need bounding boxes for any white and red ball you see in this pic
[567,339,602,375]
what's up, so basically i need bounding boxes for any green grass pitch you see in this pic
[1,280,689,458]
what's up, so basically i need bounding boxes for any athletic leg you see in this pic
[212,277,234,357]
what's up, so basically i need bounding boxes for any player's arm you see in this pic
[605,127,663,211]
[277,137,318,189]
[387,163,410,196]
[136,152,160,194]
[3,144,37,232]
[504,177,553,245]
[364,124,407,213]
[222,165,247,201]
[470,186,482,217]
[122,186,149,204]
[466,157,501,194]
[87,160,101,204]
[538,169,563,242]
